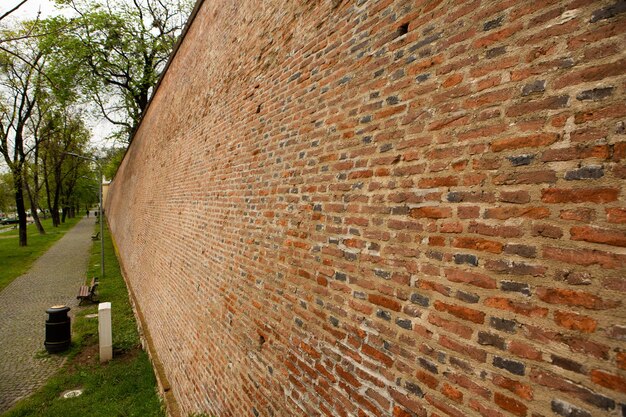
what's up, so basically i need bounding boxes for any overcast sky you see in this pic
[2,0,63,20]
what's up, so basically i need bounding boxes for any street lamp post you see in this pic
[64,152,104,278]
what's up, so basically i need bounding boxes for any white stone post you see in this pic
[98,302,112,363]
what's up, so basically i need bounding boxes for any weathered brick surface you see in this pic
[105,1,626,416]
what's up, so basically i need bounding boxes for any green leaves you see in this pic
[40,0,192,143]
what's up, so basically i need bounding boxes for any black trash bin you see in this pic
[44,305,71,353]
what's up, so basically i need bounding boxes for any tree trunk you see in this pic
[13,168,27,246]
[51,173,61,227]
[24,175,45,235]
[26,144,45,234]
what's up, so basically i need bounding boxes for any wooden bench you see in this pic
[91,231,100,240]
[77,277,98,305]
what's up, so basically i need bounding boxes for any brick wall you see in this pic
[105,1,626,416]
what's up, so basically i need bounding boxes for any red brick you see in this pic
[570,226,626,247]
[428,312,473,339]
[446,266,497,288]
[441,383,463,403]
[469,399,505,417]
[606,207,626,224]
[434,300,485,324]
[541,187,619,203]
[492,374,533,400]
[485,206,550,220]
[506,96,569,117]
[543,246,626,269]
[553,58,626,89]
[442,73,463,88]
[472,22,524,48]
[484,297,548,317]
[494,392,528,417]
[409,206,452,219]
[440,334,487,363]
[617,352,626,371]
[491,133,558,152]
[361,343,394,368]
[590,369,626,394]
[452,236,503,254]
[508,340,542,361]
[368,293,402,312]
[536,287,620,310]
[553,310,597,333]
[531,223,563,239]
[559,208,595,222]
[418,176,459,188]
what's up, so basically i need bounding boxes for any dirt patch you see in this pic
[72,343,99,368]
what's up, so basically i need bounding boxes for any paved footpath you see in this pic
[0,216,95,413]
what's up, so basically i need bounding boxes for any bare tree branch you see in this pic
[0,0,29,23]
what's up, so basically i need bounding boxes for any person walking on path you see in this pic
[0,216,96,413]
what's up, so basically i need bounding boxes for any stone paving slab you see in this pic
[0,217,95,413]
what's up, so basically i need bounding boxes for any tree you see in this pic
[51,0,193,142]
[0,30,43,245]
[39,107,90,226]
[101,145,125,179]
[0,172,13,215]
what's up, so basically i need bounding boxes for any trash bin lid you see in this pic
[46,305,70,314]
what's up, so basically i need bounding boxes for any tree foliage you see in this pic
[0,0,192,245]
[51,0,192,142]
[0,26,44,245]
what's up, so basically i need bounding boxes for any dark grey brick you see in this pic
[504,243,537,258]
[405,381,424,397]
[419,357,438,374]
[493,356,525,375]
[551,354,584,374]
[552,399,592,417]
[590,1,626,22]
[396,318,412,330]
[374,269,391,279]
[377,309,391,321]
[456,290,479,304]
[507,154,535,166]
[386,96,400,105]
[521,80,546,96]
[415,73,430,83]
[484,15,504,31]
[576,87,614,101]
[486,46,507,58]
[564,165,604,180]
[478,331,506,350]
[500,280,531,296]
[410,292,429,307]
[454,253,479,266]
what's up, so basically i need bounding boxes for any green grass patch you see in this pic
[3,223,165,417]
[0,217,81,292]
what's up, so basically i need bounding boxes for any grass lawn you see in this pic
[0,217,81,292]
[3,222,165,417]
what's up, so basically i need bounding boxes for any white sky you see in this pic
[2,0,63,20]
